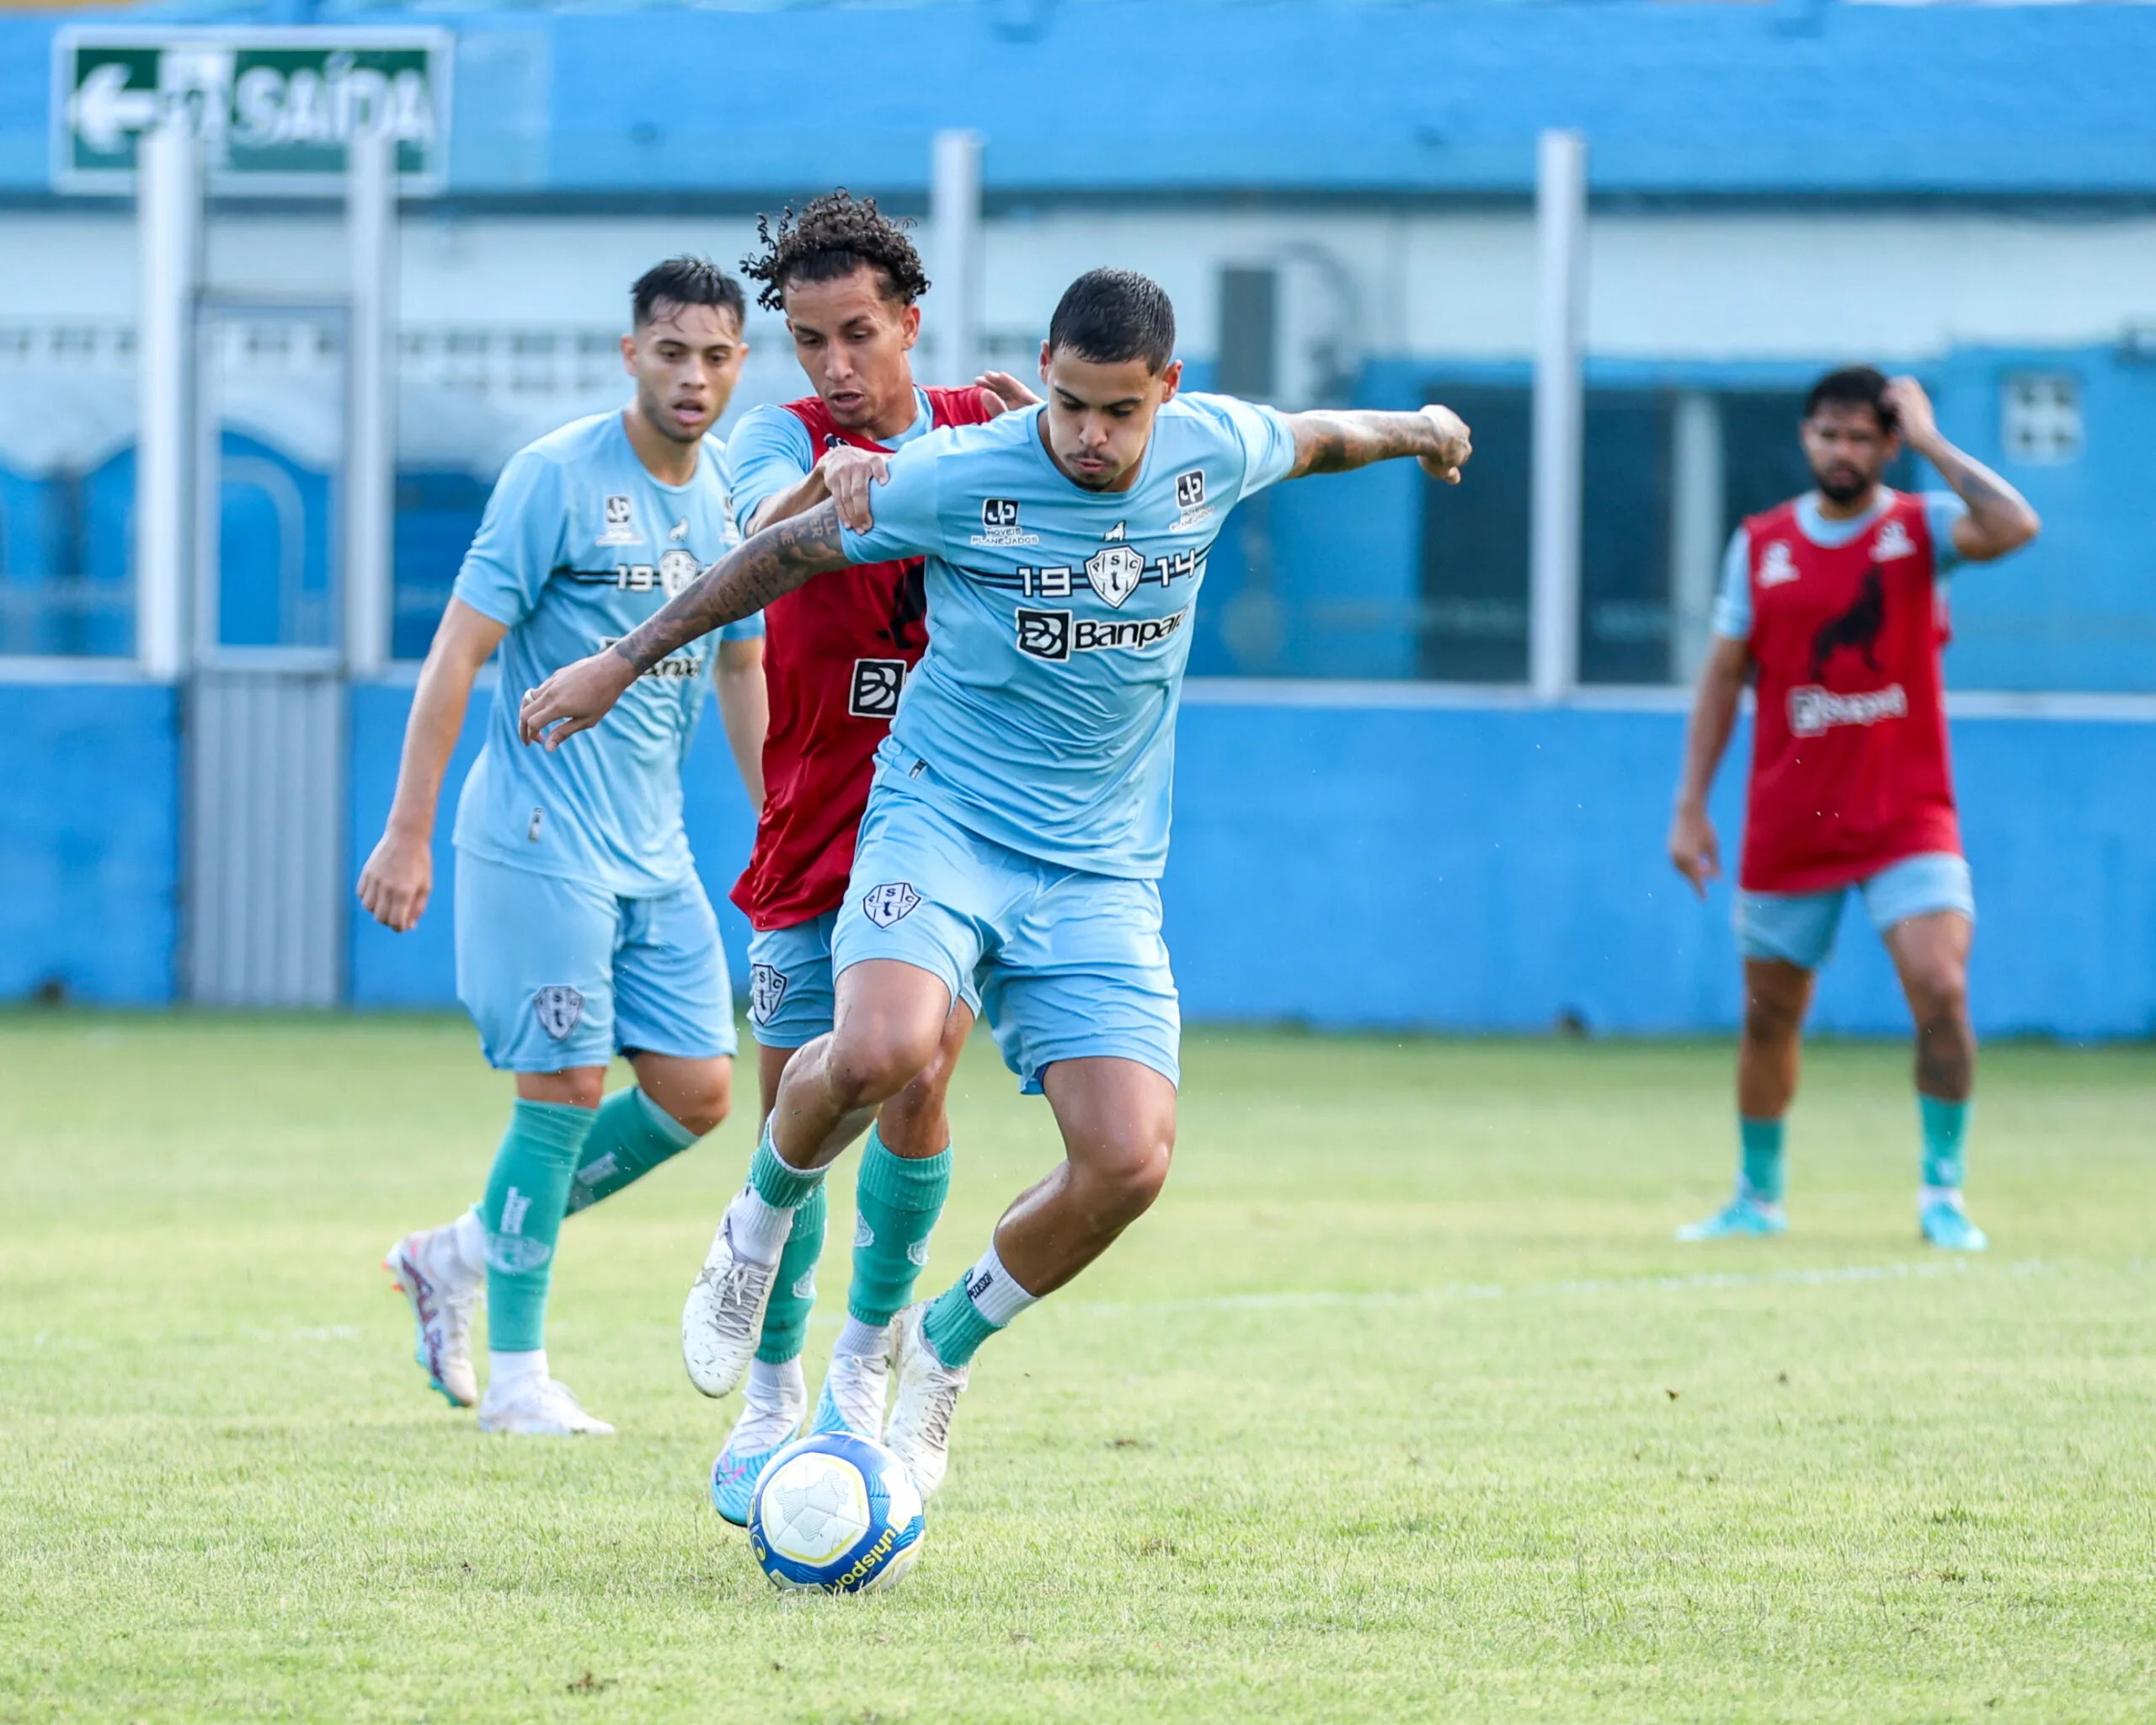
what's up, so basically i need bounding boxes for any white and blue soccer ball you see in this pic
[747,1431,926,1594]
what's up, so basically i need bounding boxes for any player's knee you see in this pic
[1742,990,1804,1046]
[1908,960,1969,1029]
[1085,1130,1175,1226]
[827,1023,940,1111]
[663,1071,732,1139]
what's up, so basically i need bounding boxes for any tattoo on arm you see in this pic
[1289,409,1449,477]
[1929,446,2025,519]
[609,501,849,674]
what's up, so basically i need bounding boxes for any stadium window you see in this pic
[2001,372,2082,465]
[1418,384,1529,681]
[392,469,492,660]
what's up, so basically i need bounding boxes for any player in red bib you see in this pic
[1668,367,2040,1249]
[698,192,1033,1518]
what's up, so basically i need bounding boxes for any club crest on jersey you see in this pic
[973,497,1039,548]
[1758,541,1799,587]
[1871,518,1918,562]
[849,657,907,719]
[862,883,922,929]
[658,548,701,596]
[749,963,788,1024]
[534,985,585,1041]
[597,495,641,547]
[1086,542,1147,609]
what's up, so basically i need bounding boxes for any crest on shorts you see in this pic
[862,883,922,929]
[749,963,788,1024]
[534,985,585,1041]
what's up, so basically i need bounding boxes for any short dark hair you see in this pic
[1047,269,1177,374]
[1805,365,1896,432]
[631,256,746,332]
[741,190,930,313]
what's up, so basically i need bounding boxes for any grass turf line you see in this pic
[1,1013,2153,1722]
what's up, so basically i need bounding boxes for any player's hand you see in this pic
[821,446,889,533]
[977,371,1041,416]
[357,828,431,932]
[1417,404,1471,484]
[1881,376,1938,448]
[519,652,638,750]
[1668,802,1721,898]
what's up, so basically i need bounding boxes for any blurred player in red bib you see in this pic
[1668,367,2040,1249]
[699,192,1032,1518]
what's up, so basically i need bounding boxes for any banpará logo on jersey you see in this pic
[749,963,788,1024]
[597,494,641,547]
[972,497,1039,548]
[597,634,704,680]
[1014,606,1190,662]
[1758,541,1799,587]
[1086,542,1148,609]
[1872,519,1918,562]
[848,657,907,719]
[1787,682,1908,737]
[534,985,585,1041]
[862,883,923,928]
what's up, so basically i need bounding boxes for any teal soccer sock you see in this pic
[1919,1095,1970,1191]
[750,1128,828,1210]
[1739,1115,1787,1204]
[920,1242,1038,1370]
[849,1128,953,1329]
[755,1183,829,1365]
[564,1087,697,1215]
[481,1099,595,1354]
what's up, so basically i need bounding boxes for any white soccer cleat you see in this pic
[680,1215,780,1398]
[477,1374,615,1436]
[810,1349,890,1440]
[883,1302,969,1500]
[383,1220,482,1408]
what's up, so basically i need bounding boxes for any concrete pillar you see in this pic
[345,128,397,678]
[1530,129,1587,702]
[929,130,984,388]
[136,123,202,681]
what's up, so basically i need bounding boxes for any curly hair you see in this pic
[740,190,931,313]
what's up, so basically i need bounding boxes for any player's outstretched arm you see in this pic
[519,501,853,750]
[1881,377,2040,563]
[1284,403,1472,484]
[1668,633,1751,899]
[357,598,509,931]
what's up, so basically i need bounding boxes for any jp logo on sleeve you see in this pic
[862,884,922,928]
[534,985,586,1041]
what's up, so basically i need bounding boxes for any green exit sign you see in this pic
[54,27,452,196]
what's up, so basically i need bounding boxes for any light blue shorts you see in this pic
[830,778,1181,1095]
[454,851,738,1072]
[1736,851,1976,972]
[749,911,982,1050]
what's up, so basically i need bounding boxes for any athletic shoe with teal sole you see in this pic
[1676,1194,1788,1242]
[1920,1199,1989,1252]
[710,1426,797,1527]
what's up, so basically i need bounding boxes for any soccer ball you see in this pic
[747,1432,926,1594]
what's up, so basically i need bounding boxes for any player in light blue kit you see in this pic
[361,259,767,1435]
[521,270,1472,1487]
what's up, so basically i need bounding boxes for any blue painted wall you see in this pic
[0,683,178,1003]
[1164,700,2156,1042]
[10,681,2151,1042]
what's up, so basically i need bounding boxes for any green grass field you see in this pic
[3,1013,2153,1722]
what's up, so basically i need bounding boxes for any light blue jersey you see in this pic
[726,387,937,537]
[451,410,762,898]
[837,393,1298,879]
[1712,489,1967,641]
